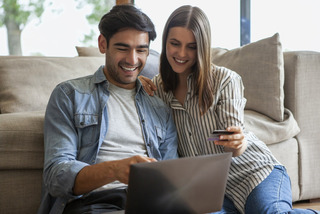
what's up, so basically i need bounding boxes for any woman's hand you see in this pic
[138,75,157,96]
[214,126,247,157]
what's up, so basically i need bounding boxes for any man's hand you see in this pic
[138,75,157,96]
[73,155,157,195]
[213,126,247,157]
[112,155,157,184]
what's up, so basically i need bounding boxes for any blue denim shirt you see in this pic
[38,66,178,214]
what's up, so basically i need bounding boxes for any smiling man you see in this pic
[37,4,178,214]
[101,28,150,89]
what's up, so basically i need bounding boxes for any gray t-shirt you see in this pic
[95,82,147,191]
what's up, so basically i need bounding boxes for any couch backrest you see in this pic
[0,57,104,113]
[0,51,160,114]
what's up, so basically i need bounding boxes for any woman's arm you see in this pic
[215,69,248,157]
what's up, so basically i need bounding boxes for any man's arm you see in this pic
[44,85,88,198]
[73,155,156,195]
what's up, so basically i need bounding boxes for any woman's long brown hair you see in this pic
[160,5,215,115]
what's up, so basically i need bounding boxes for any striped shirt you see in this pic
[153,66,281,213]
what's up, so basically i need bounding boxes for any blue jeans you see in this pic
[62,188,127,214]
[214,165,319,214]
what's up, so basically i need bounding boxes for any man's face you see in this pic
[99,28,149,89]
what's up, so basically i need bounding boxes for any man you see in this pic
[37,4,178,214]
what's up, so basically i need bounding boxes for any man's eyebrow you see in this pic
[114,43,149,49]
[114,43,130,48]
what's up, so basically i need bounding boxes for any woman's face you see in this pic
[166,27,197,76]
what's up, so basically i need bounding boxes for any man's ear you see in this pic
[98,34,107,54]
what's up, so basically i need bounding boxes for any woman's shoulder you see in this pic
[152,74,172,104]
[152,74,165,91]
[212,65,241,77]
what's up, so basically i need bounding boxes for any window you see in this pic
[1,0,319,56]
[136,0,320,52]
[135,0,240,52]
[0,0,111,56]
[251,0,320,51]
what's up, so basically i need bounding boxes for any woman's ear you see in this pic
[98,34,107,54]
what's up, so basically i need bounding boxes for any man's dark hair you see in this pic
[99,4,156,46]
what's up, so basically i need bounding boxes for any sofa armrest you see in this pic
[283,51,320,199]
[0,111,45,170]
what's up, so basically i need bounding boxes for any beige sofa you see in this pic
[1,34,319,214]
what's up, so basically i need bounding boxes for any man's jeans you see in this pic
[62,188,127,214]
[214,165,319,214]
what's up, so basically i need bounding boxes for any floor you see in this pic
[293,199,320,210]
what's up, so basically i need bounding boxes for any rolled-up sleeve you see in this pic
[43,84,88,198]
[216,73,247,130]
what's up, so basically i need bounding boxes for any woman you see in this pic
[140,5,319,214]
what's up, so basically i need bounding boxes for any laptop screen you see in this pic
[125,153,232,214]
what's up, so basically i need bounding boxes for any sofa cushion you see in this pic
[0,170,43,214]
[0,57,104,113]
[244,109,300,145]
[212,33,285,122]
[140,49,160,79]
[0,111,45,169]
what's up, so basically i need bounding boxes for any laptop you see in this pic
[109,152,232,214]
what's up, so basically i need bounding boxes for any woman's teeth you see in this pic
[175,58,187,63]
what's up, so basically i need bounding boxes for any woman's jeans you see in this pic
[214,165,319,214]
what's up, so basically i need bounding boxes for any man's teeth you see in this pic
[121,66,136,71]
[175,58,187,63]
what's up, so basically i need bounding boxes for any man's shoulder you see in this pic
[57,74,95,95]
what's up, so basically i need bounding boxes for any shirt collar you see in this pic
[93,65,144,94]
[166,73,195,110]
[93,66,107,84]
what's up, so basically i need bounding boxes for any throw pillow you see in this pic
[76,46,104,57]
[211,33,285,122]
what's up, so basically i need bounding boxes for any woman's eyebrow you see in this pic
[169,38,196,45]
